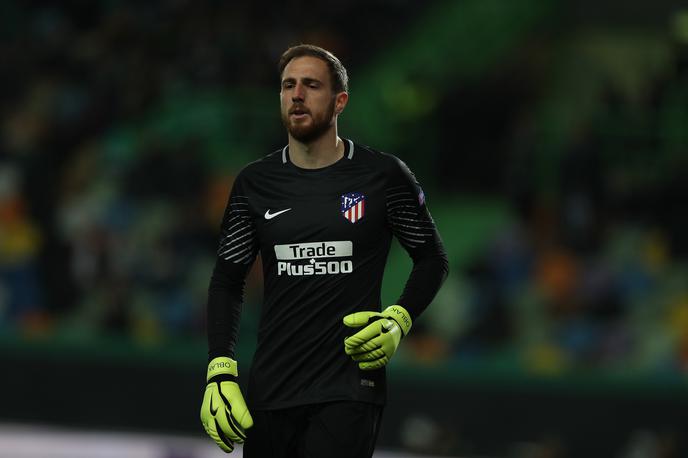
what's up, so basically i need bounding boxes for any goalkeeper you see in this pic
[200,44,449,458]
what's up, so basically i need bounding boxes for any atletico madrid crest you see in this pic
[341,192,365,223]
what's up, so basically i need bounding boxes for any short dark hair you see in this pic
[278,44,349,93]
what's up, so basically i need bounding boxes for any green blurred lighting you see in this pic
[673,10,688,43]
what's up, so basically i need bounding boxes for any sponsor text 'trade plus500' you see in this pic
[274,241,353,276]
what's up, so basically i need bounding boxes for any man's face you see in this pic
[280,56,342,143]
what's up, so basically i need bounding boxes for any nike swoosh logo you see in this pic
[381,320,394,334]
[264,208,292,219]
[210,396,218,416]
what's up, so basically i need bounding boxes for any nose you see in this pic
[292,83,305,101]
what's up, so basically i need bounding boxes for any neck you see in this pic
[288,127,344,169]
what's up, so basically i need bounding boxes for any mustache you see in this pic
[289,104,310,114]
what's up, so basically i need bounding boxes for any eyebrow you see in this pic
[281,77,324,86]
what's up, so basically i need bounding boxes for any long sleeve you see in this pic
[206,174,258,360]
[385,158,449,321]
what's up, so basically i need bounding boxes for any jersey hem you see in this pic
[248,394,386,411]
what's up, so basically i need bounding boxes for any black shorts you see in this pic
[243,401,384,458]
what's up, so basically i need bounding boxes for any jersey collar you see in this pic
[281,139,355,164]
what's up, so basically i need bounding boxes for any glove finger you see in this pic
[221,381,254,430]
[345,338,381,355]
[214,419,236,453]
[359,355,389,370]
[350,331,397,369]
[344,322,384,350]
[200,387,212,424]
[348,331,391,359]
[345,328,391,355]
[351,346,386,362]
[227,416,246,444]
[217,385,249,442]
[343,311,382,328]
[203,416,234,453]
[212,389,245,444]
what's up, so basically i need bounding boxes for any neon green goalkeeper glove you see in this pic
[343,305,413,370]
[200,357,253,453]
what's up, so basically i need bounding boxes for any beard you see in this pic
[281,97,336,144]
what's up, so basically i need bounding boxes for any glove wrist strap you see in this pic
[383,305,412,336]
[207,356,238,382]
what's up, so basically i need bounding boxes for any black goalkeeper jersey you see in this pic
[207,139,448,409]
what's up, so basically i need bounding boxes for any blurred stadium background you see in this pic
[1,0,688,457]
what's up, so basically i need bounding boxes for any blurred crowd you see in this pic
[399,8,688,378]
[1,0,687,386]
[0,0,418,341]
[1,0,260,340]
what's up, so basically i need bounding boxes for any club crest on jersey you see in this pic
[341,192,365,223]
